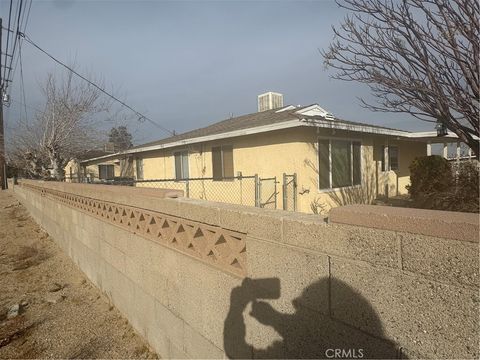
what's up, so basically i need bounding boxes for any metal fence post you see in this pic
[254,174,260,207]
[282,173,287,210]
[239,172,243,205]
[274,176,277,209]
[293,173,298,211]
[186,180,190,198]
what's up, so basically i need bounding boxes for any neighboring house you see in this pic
[79,92,465,213]
[65,147,133,182]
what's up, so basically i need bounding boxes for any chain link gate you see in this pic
[255,176,278,209]
[282,173,297,211]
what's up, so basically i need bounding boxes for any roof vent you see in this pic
[258,92,284,112]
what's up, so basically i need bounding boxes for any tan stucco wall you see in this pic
[133,127,426,213]
[64,159,80,181]
[81,127,427,212]
[13,180,479,359]
[84,160,121,179]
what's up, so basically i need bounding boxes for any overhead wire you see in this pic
[5,0,32,95]
[7,0,31,95]
[20,32,175,136]
[2,0,14,84]
[18,42,27,122]
[5,0,24,86]
[1,0,25,91]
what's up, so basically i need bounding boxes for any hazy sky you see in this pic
[2,0,434,145]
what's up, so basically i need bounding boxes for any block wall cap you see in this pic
[330,205,479,243]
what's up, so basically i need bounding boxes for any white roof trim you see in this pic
[295,104,332,118]
[81,113,473,164]
[275,105,296,112]
[407,131,458,138]
[301,118,411,137]
[81,119,304,164]
[81,117,420,164]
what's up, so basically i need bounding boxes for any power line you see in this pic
[18,43,27,122]
[20,33,175,136]
[5,0,24,86]
[2,0,14,84]
[4,0,32,92]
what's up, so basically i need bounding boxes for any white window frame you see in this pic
[380,144,399,172]
[98,164,115,180]
[212,145,234,181]
[173,150,189,181]
[317,137,363,193]
[388,145,399,171]
[135,158,144,180]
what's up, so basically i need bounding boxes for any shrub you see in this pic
[452,161,479,213]
[407,155,453,198]
[408,155,479,213]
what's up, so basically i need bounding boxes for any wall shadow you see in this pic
[224,277,404,359]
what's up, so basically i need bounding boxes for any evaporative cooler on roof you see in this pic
[257,92,284,112]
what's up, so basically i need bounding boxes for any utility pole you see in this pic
[0,18,6,190]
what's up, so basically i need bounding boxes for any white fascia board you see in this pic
[408,131,479,141]
[82,118,471,164]
[124,120,303,154]
[301,118,412,137]
[80,119,304,164]
[295,104,331,117]
[276,105,297,112]
[408,131,458,138]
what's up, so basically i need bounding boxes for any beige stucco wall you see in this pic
[79,127,427,212]
[83,160,122,179]
[13,180,479,359]
[64,159,80,181]
[133,127,426,213]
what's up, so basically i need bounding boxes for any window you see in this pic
[212,145,234,180]
[389,146,399,171]
[135,158,144,180]
[98,164,114,180]
[174,151,189,180]
[380,145,387,172]
[318,139,361,190]
[380,145,399,171]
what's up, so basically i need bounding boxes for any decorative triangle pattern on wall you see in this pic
[21,182,247,276]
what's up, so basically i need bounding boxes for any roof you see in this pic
[131,106,312,150]
[80,104,460,164]
[132,105,417,150]
[74,149,113,160]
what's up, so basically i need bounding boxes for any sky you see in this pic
[2,0,435,146]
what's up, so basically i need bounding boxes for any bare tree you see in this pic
[11,69,112,179]
[323,0,479,156]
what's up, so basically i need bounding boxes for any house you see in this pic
[65,146,133,182]
[77,92,466,213]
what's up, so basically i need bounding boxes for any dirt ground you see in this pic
[0,190,158,359]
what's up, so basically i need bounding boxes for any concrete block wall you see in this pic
[13,180,479,359]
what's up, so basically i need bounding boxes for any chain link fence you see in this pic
[257,177,277,209]
[282,173,297,211]
[64,174,292,210]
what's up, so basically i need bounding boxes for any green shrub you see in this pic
[452,161,479,212]
[407,155,453,198]
[408,156,479,213]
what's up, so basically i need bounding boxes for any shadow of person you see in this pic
[224,277,403,359]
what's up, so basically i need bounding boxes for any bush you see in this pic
[452,161,479,212]
[408,155,479,213]
[407,155,453,198]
